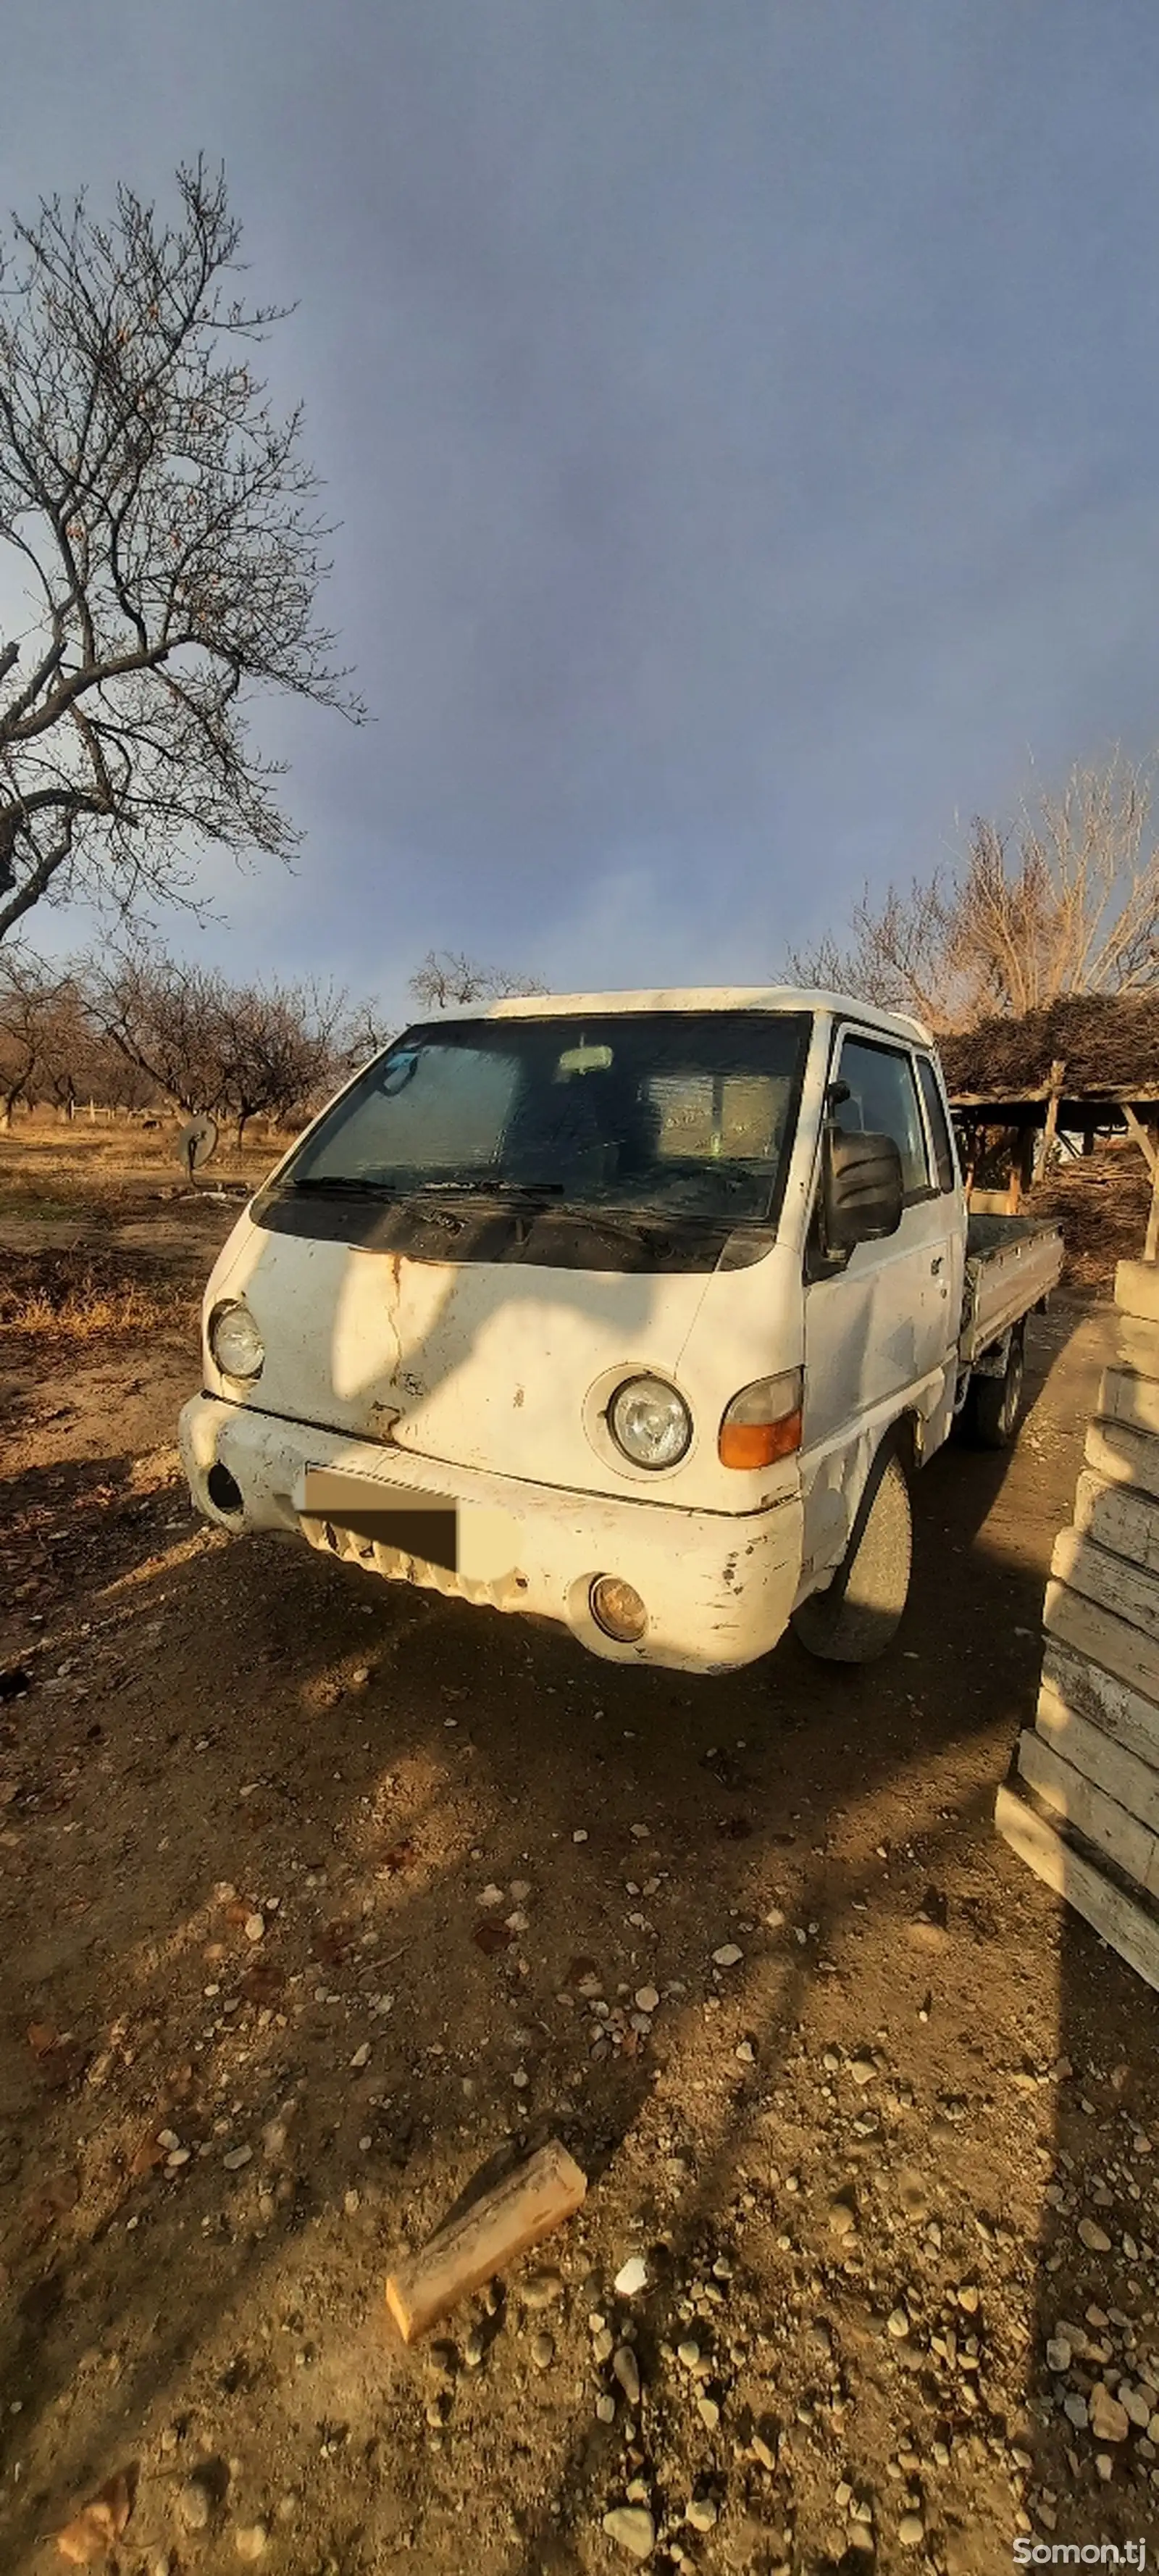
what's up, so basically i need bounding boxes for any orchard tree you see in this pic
[0,160,363,944]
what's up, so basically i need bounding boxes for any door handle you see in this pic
[930,1255,943,1275]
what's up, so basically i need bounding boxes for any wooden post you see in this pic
[1121,1105,1159,1266]
[1007,1125,1034,1215]
[1039,1060,1066,1182]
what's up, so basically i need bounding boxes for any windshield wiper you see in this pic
[291,1175,401,1197]
[414,1177,565,1199]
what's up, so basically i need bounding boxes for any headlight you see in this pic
[209,1300,264,1381]
[608,1374,692,1470]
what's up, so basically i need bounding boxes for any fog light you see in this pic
[207,1459,243,1516]
[590,1575,648,1643]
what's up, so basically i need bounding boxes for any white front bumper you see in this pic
[178,1394,803,1675]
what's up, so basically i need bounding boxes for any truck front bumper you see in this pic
[178,1393,803,1675]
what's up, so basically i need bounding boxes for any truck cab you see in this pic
[178,985,1058,1673]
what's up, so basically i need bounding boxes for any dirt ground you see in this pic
[2,1123,1159,2576]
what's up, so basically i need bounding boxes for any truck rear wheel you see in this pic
[963,1325,1025,1451]
[791,1446,912,1664]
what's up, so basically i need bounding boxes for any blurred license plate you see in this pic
[298,1469,515,1579]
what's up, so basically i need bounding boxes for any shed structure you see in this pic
[940,993,1159,1251]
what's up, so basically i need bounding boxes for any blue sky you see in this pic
[5,2,1159,1024]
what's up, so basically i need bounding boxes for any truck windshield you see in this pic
[283,1009,811,1227]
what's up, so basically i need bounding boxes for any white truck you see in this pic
[178,987,1063,1674]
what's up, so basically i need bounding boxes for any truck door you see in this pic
[800,1031,958,1577]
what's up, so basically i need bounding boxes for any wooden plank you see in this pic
[1017,1728,1159,1889]
[1035,1684,1159,1827]
[1117,1259,1159,1325]
[1043,1578,1159,1704]
[1098,1365,1159,1440]
[1115,1315,1159,1385]
[995,1777,1159,1994]
[1051,1527,1159,1643]
[1042,1636,1159,1771]
[385,2139,587,2343]
[1074,1469,1159,1575]
[1085,1417,1159,1504]
[1122,1101,1159,1179]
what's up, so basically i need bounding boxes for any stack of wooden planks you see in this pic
[995,1258,1159,1991]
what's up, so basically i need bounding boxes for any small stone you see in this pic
[350,2041,370,2068]
[735,2038,756,2063]
[478,1883,504,1906]
[157,2128,180,2151]
[765,1906,786,1928]
[614,2254,648,2296]
[752,2430,777,2471]
[829,2198,856,2238]
[602,2503,656,2560]
[850,2057,876,2085]
[166,2147,191,2171]
[572,1829,589,1844]
[522,2267,564,2310]
[696,2394,720,2430]
[1063,2393,1089,2430]
[531,2331,555,2369]
[887,2308,911,2339]
[510,1879,532,1901]
[1078,2217,1112,2253]
[677,2340,701,2370]
[685,2496,719,2532]
[343,2189,360,2216]
[223,2145,253,2171]
[235,2524,268,2562]
[614,2345,641,2406]
[1089,2385,1130,2443]
[712,1943,742,1967]
[1121,2385,1152,2430]
[1046,2337,1071,2373]
[464,2326,485,2368]
[957,2284,979,2314]
[596,2390,616,2422]
[1095,2453,1114,2483]
[179,2477,212,2533]
[634,1986,660,2014]
[243,1914,265,1943]
[898,2514,924,2548]
[593,2327,615,2364]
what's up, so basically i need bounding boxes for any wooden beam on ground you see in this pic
[385,2139,587,2343]
[1017,1728,1159,1890]
[1118,1259,1159,1323]
[995,1777,1159,1995]
[1087,1417,1159,1504]
[1042,1636,1159,1772]
[1051,1526,1159,1643]
[1073,1469,1159,1576]
[1032,1694,1159,1837]
[1043,1577,1159,1704]
[1098,1364,1159,1441]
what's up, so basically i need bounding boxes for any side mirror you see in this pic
[824,1127,904,1254]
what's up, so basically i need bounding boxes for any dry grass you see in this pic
[0,1247,193,1342]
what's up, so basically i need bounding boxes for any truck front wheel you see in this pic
[791,1446,912,1664]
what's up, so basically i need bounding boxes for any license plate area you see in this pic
[300,1468,458,1570]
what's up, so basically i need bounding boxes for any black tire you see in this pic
[964,1326,1025,1451]
[791,1446,913,1664]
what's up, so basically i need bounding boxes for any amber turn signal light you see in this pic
[718,1370,803,1470]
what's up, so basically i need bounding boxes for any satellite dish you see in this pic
[178,1114,219,1181]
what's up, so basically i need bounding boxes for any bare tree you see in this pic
[0,160,364,946]
[787,752,1159,1028]
[408,949,548,1010]
[85,943,346,1144]
[0,946,64,1123]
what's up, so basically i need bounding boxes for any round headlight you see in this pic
[608,1374,692,1470]
[209,1300,264,1381]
